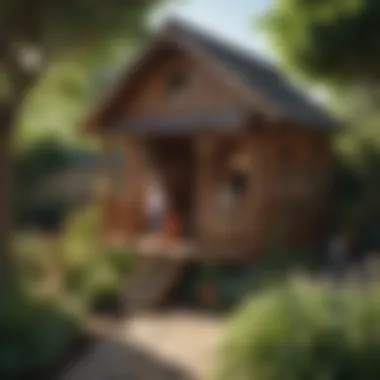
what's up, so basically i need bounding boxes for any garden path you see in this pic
[59,310,226,380]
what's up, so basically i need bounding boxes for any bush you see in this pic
[81,260,121,313]
[14,137,79,229]
[105,246,136,276]
[80,248,135,314]
[15,205,137,317]
[61,206,136,313]
[0,281,79,379]
[7,205,136,377]
[261,244,325,276]
[217,279,380,380]
[199,262,223,283]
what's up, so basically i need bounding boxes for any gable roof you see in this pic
[162,18,338,131]
[84,18,340,133]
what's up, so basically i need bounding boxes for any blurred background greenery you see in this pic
[217,278,380,380]
[4,0,380,378]
[0,1,164,378]
[8,205,136,379]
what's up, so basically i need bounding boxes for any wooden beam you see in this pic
[110,110,254,134]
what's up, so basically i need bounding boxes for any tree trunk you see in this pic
[0,5,46,280]
[0,106,16,279]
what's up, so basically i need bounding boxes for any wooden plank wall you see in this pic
[194,128,332,256]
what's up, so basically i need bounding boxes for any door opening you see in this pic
[146,137,196,238]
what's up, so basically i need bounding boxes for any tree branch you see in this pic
[0,0,48,124]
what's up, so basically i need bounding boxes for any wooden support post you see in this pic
[123,135,146,238]
[194,135,220,244]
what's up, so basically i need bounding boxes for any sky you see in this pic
[151,0,328,102]
[152,0,274,59]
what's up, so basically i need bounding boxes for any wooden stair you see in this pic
[123,257,185,312]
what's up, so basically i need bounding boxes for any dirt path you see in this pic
[59,310,226,380]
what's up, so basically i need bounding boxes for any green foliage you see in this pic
[217,279,380,380]
[16,52,132,146]
[331,145,380,250]
[15,137,75,187]
[0,1,165,57]
[15,205,136,315]
[106,245,137,275]
[261,0,380,230]
[200,262,223,283]
[17,61,93,146]
[0,1,168,146]
[261,0,380,85]
[331,155,363,229]
[0,1,162,51]
[261,245,322,277]
[59,206,136,313]
[14,137,89,228]
[0,281,79,379]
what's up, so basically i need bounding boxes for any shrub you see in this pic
[7,205,136,377]
[81,260,121,313]
[0,281,79,379]
[14,137,79,230]
[15,205,137,317]
[257,242,325,285]
[217,279,380,380]
[61,243,130,314]
[13,233,54,282]
[61,206,136,313]
[105,246,136,276]
[200,262,223,283]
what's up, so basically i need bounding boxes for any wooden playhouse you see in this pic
[83,18,338,310]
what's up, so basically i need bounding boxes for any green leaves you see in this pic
[0,282,79,379]
[0,0,166,53]
[261,0,380,85]
[217,280,380,380]
[0,0,166,146]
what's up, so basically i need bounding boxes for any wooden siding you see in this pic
[100,134,147,241]
[100,125,331,256]
[193,127,331,254]
[96,46,332,256]
[111,110,251,133]
[121,48,252,121]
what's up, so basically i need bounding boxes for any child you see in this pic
[145,176,168,234]
[164,209,182,239]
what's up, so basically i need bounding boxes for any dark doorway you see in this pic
[147,136,196,237]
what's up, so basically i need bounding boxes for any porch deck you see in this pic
[136,234,197,259]
[134,234,257,261]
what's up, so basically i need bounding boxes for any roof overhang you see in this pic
[81,23,274,135]
[106,109,255,135]
[81,18,340,135]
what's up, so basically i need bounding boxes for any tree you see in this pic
[0,1,166,273]
[16,41,140,148]
[14,137,77,226]
[261,0,380,88]
[261,0,380,247]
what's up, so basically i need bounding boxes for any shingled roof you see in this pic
[162,18,339,131]
[85,18,340,133]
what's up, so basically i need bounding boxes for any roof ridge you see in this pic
[162,18,315,102]
[84,16,340,132]
[163,16,279,73]
[160,16,338,130]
